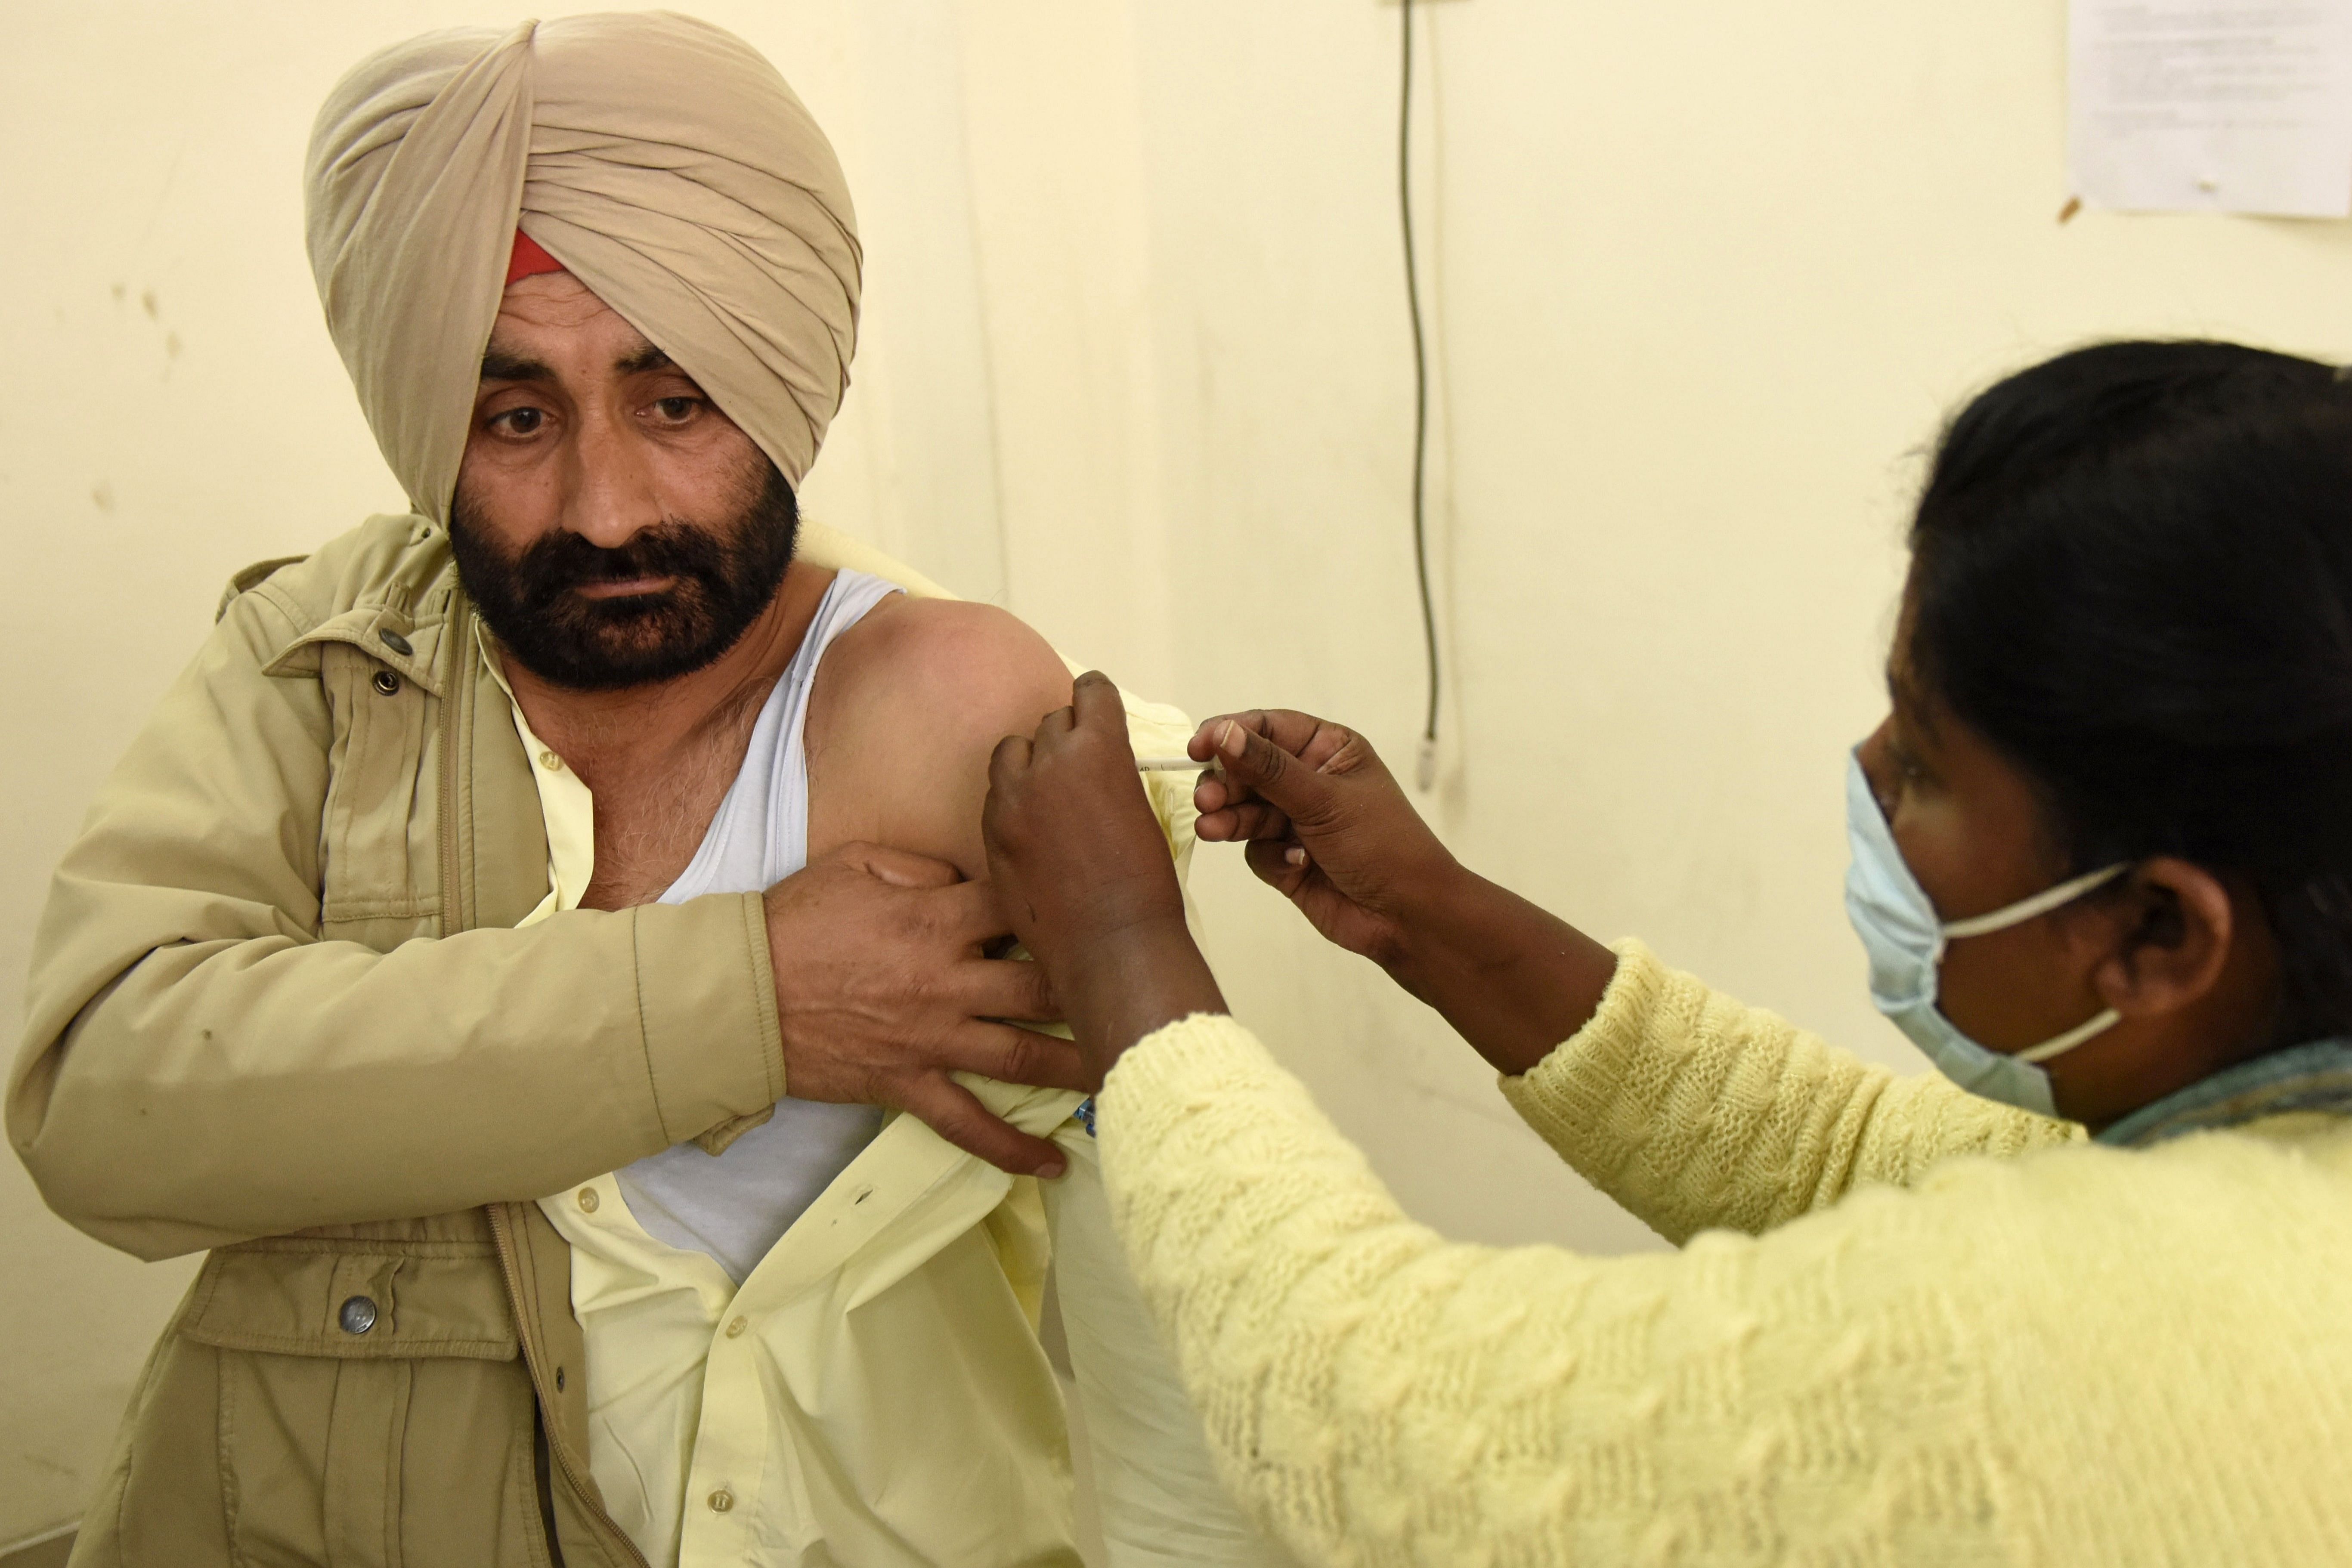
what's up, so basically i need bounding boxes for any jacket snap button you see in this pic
[576,1187,600,1212]
[708,1488,734,1513]
[338,1295,379,1335]
[377,628,413,656]
[371,670,400,697]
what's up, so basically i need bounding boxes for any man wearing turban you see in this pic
[10,16,1280,1567]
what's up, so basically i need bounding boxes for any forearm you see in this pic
[1380,866,1619,1076]
[1064,915,1229,1078]
[10,891,782,1259]
[1498,939,2081,1242]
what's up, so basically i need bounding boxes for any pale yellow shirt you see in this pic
[490,525,1289,1568]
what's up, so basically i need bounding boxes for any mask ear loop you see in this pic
[1941,862,2132,1068]
[1940,863,2132,939]
[2014,1006,2123,1064]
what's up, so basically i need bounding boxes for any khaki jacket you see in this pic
[9,515,1204,1567]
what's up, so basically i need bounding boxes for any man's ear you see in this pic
[2084,857,2234,1020]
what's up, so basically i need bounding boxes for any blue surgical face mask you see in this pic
[1844,752,2129,1117]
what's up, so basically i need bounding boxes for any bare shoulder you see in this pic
[805,596,1074,874]
[820,597,1073,748]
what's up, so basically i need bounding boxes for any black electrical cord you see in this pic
[1399,0,1439,787]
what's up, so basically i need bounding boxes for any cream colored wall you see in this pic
[9,0,2352,1543]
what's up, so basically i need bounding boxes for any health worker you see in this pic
[983,340,2352,1566]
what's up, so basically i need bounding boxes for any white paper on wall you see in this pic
[2070,0,2352,217]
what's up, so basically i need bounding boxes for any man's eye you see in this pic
[652,396,700,422]
[492,407,544,436]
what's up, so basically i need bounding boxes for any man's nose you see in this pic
[563,410,662,551]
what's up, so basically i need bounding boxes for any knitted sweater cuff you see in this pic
[1496,937,1674,1178]
[1100,1011,1275,1138]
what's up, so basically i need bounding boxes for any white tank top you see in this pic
[613,569,902,1283]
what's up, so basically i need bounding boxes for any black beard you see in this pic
[448,462,798,692]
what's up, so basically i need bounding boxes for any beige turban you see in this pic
[305,13,861,525]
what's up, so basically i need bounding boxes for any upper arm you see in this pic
[804,599,1074,878]
[23,591,332,1038]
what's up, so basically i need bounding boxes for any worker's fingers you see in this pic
[893,1073,1068,1178]
[1244,835,1313,896]
[1194,799,1293,844]
[941,1019,1093,1092]
[826,840,964,890]
[987,732,1034,789]
[1070,670,1127,734]
[1192,766,1234,814]
[1191,721,1292,813]
[1189,709,1328,763]
[1191,764,1265,818]
[1290,718,1360,774]
[1031,699,1079,744]
[1206,716,1341,829]
[952,949,1061,1023]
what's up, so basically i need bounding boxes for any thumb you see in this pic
[1211,718,1336,826]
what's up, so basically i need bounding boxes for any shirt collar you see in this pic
[2096,1036,2352,1147]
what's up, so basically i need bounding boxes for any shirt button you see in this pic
[708,1488,735,1513]
[576,1187,600,1212]
[538,749,564,772]
[338,1295,378,1335]
[725,1316,747,1338]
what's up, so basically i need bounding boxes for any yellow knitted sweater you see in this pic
[1095,939,2352,1566]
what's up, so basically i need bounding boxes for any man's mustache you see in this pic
[513,524,730,599]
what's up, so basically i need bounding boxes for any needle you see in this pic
[1135,756,1213,772]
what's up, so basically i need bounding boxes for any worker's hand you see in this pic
[1188,710,1463,972]
[1190,709,1622,1076]
[763,844,1085,1178]
[984,672,1227,1085]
